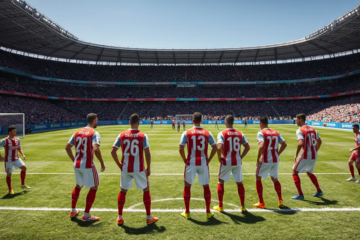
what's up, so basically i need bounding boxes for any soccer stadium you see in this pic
[1,0,360,238]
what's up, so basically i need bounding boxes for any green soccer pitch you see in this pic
[0,124,359,239]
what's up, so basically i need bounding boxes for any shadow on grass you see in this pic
[221,211,266,224]
[303,197,338,206]
[188,216,225,226]
[120,223,166,235]
[71,217,103,227]
[272,206,298,215]
[1,190,28,199]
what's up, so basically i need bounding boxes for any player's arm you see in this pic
[145,148,151,176]
[65,143,75,162]
[217,143,223,163]
[17,147,26,161]
[93,144,105,172]
[0,140,4,161]
[315,131,322,151]
[207,132,217,163]
[295,130,304,161]
[111,135,122,170]
[349,144,360,153]
[241,143,250,159]
[257,141,264,168]
[179,132,187,164]
[278,141,287,155]
[0,152,4,162]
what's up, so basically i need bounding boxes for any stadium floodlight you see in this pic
[0,113,25,138]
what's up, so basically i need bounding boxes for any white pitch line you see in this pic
[0,206,359,213]
[0,172,350,175]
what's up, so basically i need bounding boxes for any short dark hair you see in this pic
[130,113,140,125]
[192,112,202,124]
[225,115,234,125]
[296,113,306,121]
[260,116,268,125]
[87,113,98,124]
[353,124,359,129]
[8,125,16,133]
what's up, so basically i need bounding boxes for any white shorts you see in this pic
[256,162,279,179]
[121,171,149,190]
[5,159,25,174]
[74,166,99,188]
[293,156,316,173]
[184,165,209,185]
[218,164,243,182]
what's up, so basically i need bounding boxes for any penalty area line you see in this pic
[0,206,360,213]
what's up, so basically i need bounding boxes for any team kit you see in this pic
[1,112,360,226]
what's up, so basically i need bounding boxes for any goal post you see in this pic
[0,113,25,138]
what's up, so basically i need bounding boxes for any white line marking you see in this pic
[0,206,359,213]
[0,172,350,175]
[128,198,238,210]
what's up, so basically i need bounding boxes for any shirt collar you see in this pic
[193,126,202,129]
[129,128,139,131]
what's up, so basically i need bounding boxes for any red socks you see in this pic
[183,186,191,214]
[308,173,321,192]
[143,191,151,216]
[274,181,282,201]
[117,191,127,215]
[349,164,355,178]
[71,187,81,209]
[256,180,264,203]
[203,185,211,213]
[293,175,303,195]
[84,189,97,213]
[20,171,26,185]
[6,176,11,191]
[237,183,245,206]
[217,184,224,208]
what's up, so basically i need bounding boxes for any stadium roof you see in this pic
[1,0,360,64]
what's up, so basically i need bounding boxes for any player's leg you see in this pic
[197,166,213,218]
[82,167,100,221]
[70,185,82,217]
[348,154,356,181]
[182,165,194,219]
[6,171,13,194]
[213,164,227,212]
[271,177,284,207]
[292,156,305,200]
[254,163,268,208]
[117,188,127,225]
[305,159,323,197]
[232,165,246,212]
[19,164,30,189]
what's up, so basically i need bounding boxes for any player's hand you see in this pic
[23,156,27,161]
[100,164,105,172]
[146,168,151,176]
[349,148,355,153]
[220,157,226,165]
[294,155,298,162]
[256,161,261,168]
[0,156,4,162]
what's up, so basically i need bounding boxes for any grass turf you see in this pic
[0,124,359,239]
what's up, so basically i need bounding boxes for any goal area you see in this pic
[175,114,193,122]
[0,113,25,138]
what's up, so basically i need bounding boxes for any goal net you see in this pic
[175,114,193,123]
[0,113,25,138]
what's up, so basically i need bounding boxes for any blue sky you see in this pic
[26,0,359,49]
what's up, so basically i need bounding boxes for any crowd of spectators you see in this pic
[1,77,360,99]
[1,50,360,82]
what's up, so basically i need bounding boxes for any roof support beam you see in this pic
[188,52,190,64]
[234,51,242,63]
[136,51,141,65]
[274,48,278,61]
[218,51,225,63]
[96,48,104,62]
[315,39,352,51]
[202,51,207,64]
[254,49,259,62]
[45,42,75,56]
[293,45,304,58]
[155,51,159,65]
[172,52,176,65]
[308,41,333,54]
[118,50,121,63]
[70,45,88,59]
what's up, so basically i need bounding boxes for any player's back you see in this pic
[258,128,283,163]
[73,127,97,168]
[220,128,245,166]
[183,127,214,166]
[297,125,319,160]
[119,129,148,173]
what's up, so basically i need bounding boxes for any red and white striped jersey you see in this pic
[172,120,175,125]
[257,128,285,163]
[296,126,320,160]
[354,133,360,154]
[0,137,21,162]
[68,127,101,169]
[217,128,248,166]
[179,126,216,166]
[113,129,150,173]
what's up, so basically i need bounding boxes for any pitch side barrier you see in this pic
[28,120,295,133]
[306,121,354,130]
[1,65,360,86]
